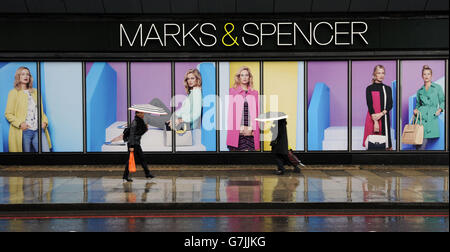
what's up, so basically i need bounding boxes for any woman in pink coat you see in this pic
[226,66,260,151]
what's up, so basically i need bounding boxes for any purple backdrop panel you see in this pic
[131,62,171,108]
[351,61,396,126]
[308,61,348,126]
[175,62,199,110]
[401,60,445,129]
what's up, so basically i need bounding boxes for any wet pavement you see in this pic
[0,165,448,232]
[0,165,448,204]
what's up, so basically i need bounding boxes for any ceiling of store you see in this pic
[0,0,448,14]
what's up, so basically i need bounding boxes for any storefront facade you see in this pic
[0,1,448,165]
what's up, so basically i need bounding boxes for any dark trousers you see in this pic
[123,144,150,178]
[274,153,290,171]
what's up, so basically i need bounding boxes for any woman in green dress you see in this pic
[413,65,445,150]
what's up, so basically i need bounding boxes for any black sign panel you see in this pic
[0,16,448,53]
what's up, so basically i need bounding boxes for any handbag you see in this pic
[366,135,387,150]
[367,85,389,150]
[164,122,193,146]
[128,151,136,173]
[401,112,424,145]
[287,149,306,167]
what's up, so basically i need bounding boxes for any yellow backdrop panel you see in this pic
[262,62,298,151]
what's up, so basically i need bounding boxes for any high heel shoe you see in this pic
[123,177,133,182]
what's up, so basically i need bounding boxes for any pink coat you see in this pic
[226,86,260,150]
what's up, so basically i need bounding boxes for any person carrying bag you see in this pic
[365,84,390,150]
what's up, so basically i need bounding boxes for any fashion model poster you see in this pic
[401,60,446,151]
[219,62,260,152]
[0,62,42,153]
[351,61,397,151]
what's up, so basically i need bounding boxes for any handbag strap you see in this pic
[411,111,423,125]
[382,85,388,148]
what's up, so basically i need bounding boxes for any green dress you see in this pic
[415,82,445,138]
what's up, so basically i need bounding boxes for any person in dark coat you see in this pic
[123,111,155,182]
[257,112,301,175]
[270,118,301,175]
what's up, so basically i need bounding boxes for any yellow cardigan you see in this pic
[4,88,52,152]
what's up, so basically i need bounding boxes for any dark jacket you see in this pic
[128,115,148,147]
[270,119,288,155]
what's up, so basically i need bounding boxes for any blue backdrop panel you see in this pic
[391,81,397,133]
[308,83,330,151]
[86,63,117,152]
[41,62,83,152]
[0,62,37,152]
[219,62,230,152]
[199,62,216,151]
[0,123,3,152]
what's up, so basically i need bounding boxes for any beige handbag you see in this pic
[401,112,424,145]
[164,123,193,146]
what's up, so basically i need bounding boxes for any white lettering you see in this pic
[294,22,312,46]
[200,23,217,47]
[351,21,369,45]
[334,22,350,45]
[143,23,163,47]
[277,22,292,46]
[242,22,260,47]
[260,23,276,46]
[164,23,181,47]
[313,22,334,46]
[120,23,142,47]
[183,23,200,46]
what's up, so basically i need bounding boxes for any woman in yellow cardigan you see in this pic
[4,66,51,152]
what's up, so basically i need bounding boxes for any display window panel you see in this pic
[262,61,305,151]
[130,62,172,152]
[401,60,446,151]
[86,62,127,152]
[40,62,83,152]
[0,62,41,153]
[351,61,397,151]
[174,62,217,152]
[219,62,261,152]
[307,61,348,151]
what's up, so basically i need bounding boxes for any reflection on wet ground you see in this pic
[0,213,448,232]
[0,168,448,204]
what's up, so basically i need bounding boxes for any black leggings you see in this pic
[123,144,150,178]
[274,153,290,171]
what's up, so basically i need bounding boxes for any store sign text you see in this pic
[119,21,369,48]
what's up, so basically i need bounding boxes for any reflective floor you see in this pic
[0,166,448,204]
[0,165,448,232]
[0,215,448,232]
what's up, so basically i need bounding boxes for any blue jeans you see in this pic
[22,129,50,152]
[415,138,429,151]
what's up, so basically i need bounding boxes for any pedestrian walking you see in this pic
[123,104,167,182]
[256,112,303,175]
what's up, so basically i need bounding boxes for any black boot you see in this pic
[275,169,285,175]
[123,176,133,182]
